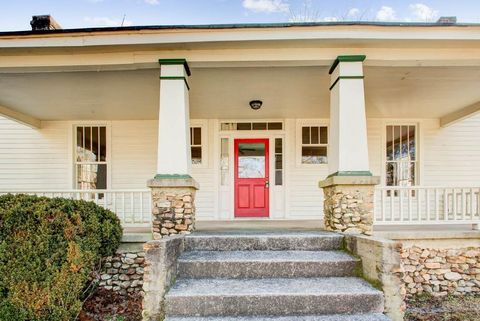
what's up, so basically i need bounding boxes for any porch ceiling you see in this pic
[0,66,480,121]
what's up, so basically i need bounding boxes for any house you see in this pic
[2,16,480,321]
[1,17,480,233]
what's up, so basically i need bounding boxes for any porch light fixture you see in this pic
[249,100,263,110]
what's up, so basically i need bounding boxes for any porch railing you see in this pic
[0,190,152,228]
[375,186,480,226]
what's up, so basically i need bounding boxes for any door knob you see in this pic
[265,180,270,188]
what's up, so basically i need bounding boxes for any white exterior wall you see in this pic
[0,117,71,189]
[2,114,480,220]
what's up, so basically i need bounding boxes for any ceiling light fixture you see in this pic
[249,100,263,110]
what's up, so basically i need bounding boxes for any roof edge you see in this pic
[1,21,480,37]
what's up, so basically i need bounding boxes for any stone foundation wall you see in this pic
[344,234,405,321]
[400,246,480,297]
[142,235,185,321]
[98,249,145,295]
[151,188,196,239]
[323,184,375,235]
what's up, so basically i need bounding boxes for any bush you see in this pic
[0,194,123,321]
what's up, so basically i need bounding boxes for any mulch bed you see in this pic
[406,295,480,321]
[79,288,142,321]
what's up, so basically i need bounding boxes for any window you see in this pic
[385,125,417,186]
[275,138,283,185]
[301,126,328,164]
[75,126,107,190]
[220,122,283,131]
[190,127,202,165]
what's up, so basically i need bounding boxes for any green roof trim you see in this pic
[329,55,367,75]
[327,171,373,178]
[158,58,191,76]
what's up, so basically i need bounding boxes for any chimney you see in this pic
[30,15,62,31]
[436,16,457,25]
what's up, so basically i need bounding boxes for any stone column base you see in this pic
[148,175,199,240]
[319,175,380,235]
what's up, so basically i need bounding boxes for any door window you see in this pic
[237,143,266,178]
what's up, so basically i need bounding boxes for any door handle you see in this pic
[265,180,270,188]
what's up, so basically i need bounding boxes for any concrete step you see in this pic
[184,231,343,251]
[165,277,384,317]
[165,314,390,321]
[178,250,360,278]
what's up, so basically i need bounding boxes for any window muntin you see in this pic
[385,125,416,187]
[190,127,202,165]
[75,126,107,190]
[301,126,328,164]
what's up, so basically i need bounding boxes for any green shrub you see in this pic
[0,194,123,321]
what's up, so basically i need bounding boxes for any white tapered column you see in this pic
[156,59,192,177]
[328,55,371,177]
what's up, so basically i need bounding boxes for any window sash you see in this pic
[385,125,417,187]
[190,127,203,165]
[74,125,108,190]
[301,126,328,164]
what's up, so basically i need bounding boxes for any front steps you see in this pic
[164,231,389,320]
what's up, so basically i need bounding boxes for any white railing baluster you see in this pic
[470,188,475,220]
[130,192,135,223]
[140,192,144,223]
[372,186,480,227]
[444,188,449,221]
[390,188,394,222]
[426,188,431,221]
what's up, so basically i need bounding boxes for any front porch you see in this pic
[2,41,480,235]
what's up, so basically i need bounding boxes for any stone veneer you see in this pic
[97,247,145,295]
[319,176,380,235]
[148,176,199,240]
[400,246,480,297]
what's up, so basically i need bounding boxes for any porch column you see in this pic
[319,55,379,235]
[147,59,199,240]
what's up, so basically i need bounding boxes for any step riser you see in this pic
[166,294,384,316]
[185,236,343,251]
[178,261,359,278]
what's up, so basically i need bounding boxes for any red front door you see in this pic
[234,139,269,217]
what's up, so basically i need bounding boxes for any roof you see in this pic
[0,21,478,37]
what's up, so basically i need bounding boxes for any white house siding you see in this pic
[0,117,71,189]
[285,119,326,219]
[2,115,480,220]
[422,115,480,186]
[110,120,157,189]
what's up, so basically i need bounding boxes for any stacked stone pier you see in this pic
[161,231,390,321]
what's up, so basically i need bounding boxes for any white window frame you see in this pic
[190,120,208,169]
[295,119,329,168]
[72,122,111,190]
[382,121,420,187]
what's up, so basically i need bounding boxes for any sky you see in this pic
[1,0,480,31]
